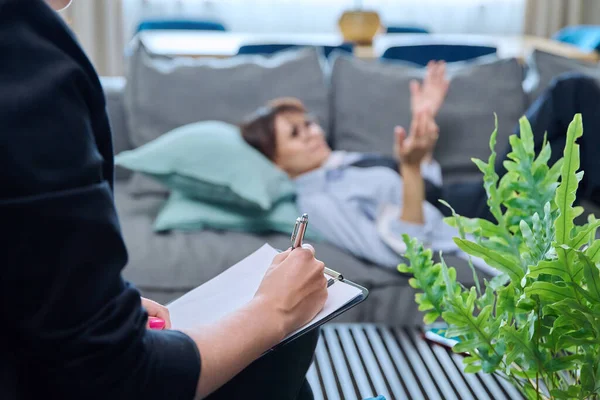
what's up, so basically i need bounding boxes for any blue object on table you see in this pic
[381,44,497,66]
[135,19,227,33]
[363,397,386,400]
[236,43,354,57]
[386,25,429,34]
[552,25,600,52]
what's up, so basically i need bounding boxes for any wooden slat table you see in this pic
[307,324,524,400]
[138,31,598,62]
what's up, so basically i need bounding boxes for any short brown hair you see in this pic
[240,97,306,160]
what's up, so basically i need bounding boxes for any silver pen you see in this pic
[291,213,309,250]
[290,214,344,284]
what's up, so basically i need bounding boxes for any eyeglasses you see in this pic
[49,0,73,12]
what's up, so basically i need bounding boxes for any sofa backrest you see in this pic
[525,50,600,103]
[104,45,533,185]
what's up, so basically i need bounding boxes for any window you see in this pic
[125,0,525,36]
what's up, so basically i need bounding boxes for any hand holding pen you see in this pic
[254,234,329,335]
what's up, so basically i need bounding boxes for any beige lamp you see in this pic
[338,0,382,45]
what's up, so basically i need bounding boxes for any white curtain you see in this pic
[59,0,125,76]
[524,0,600,37]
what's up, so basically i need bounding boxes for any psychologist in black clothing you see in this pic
[0,1,328,399]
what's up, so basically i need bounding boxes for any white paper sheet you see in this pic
[167,244,363,341]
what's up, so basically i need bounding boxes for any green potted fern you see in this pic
[399,114,600,399]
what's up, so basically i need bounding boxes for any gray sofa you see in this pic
[101,44,598,325]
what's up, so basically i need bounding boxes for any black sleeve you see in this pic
[0,1,200,398]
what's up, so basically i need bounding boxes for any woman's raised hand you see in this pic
[410,61,449,118]
[394,110,439,167]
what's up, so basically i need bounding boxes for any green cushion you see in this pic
[115,121,295,211]
[154,190,320,240]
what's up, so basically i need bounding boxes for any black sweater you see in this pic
[0,1,200,398]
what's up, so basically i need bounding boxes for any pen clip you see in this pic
[291,219,300,245]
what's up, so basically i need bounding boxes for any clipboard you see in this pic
[267,248,370,352]
[166,239,369,354]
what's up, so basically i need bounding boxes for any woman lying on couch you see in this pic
[240,67,600,268]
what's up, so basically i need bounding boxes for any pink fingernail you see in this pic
[148,317,166,330]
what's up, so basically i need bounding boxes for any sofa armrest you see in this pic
[100,76,132,181]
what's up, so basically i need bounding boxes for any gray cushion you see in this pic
[124,43,330,148]
[526,50,600,103]
[330,55,527,182]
